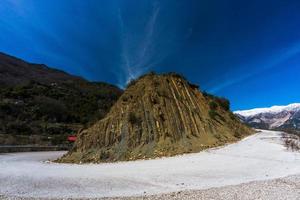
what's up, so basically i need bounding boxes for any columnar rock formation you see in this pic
[59,73,253,163]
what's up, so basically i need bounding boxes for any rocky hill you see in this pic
[235,103,300,133]
[0,52,123,145]
[59,72,253,163]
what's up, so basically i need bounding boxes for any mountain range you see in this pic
[235,103,300,132]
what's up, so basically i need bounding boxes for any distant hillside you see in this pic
[59,72,253,163]
[0,52,123,145]
[235,103,300,134]
[0,52,82,86]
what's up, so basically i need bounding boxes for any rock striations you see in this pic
[59,73,253,163]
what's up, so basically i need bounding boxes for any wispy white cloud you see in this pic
[137,3,160,64]
[117,2,161,87]
[117,7,131,86]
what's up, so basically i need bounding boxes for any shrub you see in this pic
[203,91,213,98]
[128,112,141,125]
[234,132,242,138]
[122,95,129,102]
[284,138,300,151]
[209,101,218,110]
[6,121,32,135]
[34,96,69,122]
[100,150,110,160]
[148,71,156,76]
[51,134,69,145]
[11,86,30,98]
[202,91,231,111]
[283,133,300,151]
[216,97,230,111]
[0,102,12,114]
[165,72,187,80]
[209,110,226,122]
[188,82,199,90]
[209,110,218,119]
[229,112,237,120]
[137,71,157,80]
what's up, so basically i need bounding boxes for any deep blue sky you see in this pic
[0,0,299,110]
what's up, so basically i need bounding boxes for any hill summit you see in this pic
[59,72,253,163]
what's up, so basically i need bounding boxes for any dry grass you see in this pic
[282,132,300,151]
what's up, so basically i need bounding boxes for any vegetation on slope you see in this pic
[0,52,123,145]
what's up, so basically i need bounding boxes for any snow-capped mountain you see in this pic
[234,103,300,130]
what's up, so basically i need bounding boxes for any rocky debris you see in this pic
[2,175,299,200]
[59,72,253,163]
[98,175,300,200]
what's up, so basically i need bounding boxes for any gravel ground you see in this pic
[0,130,299,199]
[121,175,300,200]
[1,175,299,200]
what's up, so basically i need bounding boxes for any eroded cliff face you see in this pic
[59,73,253,163]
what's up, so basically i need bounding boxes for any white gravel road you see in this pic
[0,130,299,199]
